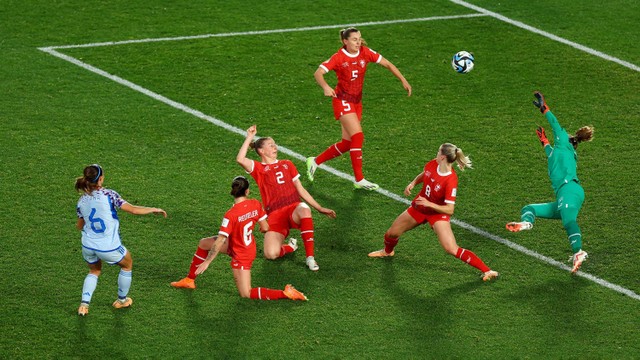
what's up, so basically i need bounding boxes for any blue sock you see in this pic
[81,273,99,304]
[117,270,132,300]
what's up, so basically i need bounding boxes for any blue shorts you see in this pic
[82,245,128,265]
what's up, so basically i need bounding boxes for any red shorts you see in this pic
[227,247,255,270]
[332,97,362,120]
[267,202,301,238]
[230,258,254,270]
[407,206,450,227]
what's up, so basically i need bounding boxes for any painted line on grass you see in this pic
[42,13,487,50]
[38,23,640,302]
[450,0,640,72]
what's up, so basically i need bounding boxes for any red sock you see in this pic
[349,132,364,181]
[279,244,295,257]
[187,246,209,279]
[316,139,351,165]
[455,248,490,273]
[250,287,288,300]
[384,233,399,254]
[299,217,315,257]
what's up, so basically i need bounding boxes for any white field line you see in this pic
[38,18,640,301]
[450,0,640,72]
[41,13,487,50]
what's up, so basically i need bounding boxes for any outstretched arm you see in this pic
[237,125,257,172]
[120,203,167,217]
[379,58,412,96]
[293,180,336,219]
[533,92,563,137]
[536,126,553,156]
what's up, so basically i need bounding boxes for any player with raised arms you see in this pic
[507,92,594,273]
[171,176,307,301]
[238,125,336,271]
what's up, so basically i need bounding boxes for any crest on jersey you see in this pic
[342,62,349,68]
[264,165,270,171]
[359,59,366,68]
[435,184,441,192]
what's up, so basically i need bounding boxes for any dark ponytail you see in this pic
[75,164,103,194]
[230,176,250,198]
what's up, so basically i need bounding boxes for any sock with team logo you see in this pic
[81,273,99,304]
[316,139,351,165]
[299,217,315,257]
[455,248,490,273]
[250,287,288,300]
[117,269,132,299]
[349,132,364,181]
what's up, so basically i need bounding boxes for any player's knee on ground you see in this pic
[443,245,458,256]
[237,288,252,298]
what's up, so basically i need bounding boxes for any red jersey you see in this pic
[218,199,267,264]
[412,159,458,215]
[319,45,382,104]
[248,159,301,214]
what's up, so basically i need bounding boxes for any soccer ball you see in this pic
[451,51,475,74]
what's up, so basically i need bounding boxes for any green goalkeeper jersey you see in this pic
[543,110,579,194]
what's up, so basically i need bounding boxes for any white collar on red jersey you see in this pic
[341,47,360,58]
[436,165,452,177]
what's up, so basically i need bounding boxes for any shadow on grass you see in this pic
[379,259,485,353]
[506,276,590,334]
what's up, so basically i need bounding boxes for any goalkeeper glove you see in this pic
[536,126,550,147]
[533,91,549,114]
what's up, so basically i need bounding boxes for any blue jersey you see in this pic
[76,188,127,251]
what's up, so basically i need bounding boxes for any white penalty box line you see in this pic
[38,13,640,301]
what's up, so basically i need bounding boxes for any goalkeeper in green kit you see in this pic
[507,92,594,273]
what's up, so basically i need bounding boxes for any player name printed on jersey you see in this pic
[238,210,259,222]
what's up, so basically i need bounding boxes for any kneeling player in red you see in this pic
[171,176,307,301]
[237,125,336,272]
[368,143,499,281]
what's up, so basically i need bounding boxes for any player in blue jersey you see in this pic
[507,92,594,273]
[75,164,166,316]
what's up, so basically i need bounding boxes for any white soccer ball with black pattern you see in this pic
[451,51,475,74]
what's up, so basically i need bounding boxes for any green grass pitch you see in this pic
[1,0,639,358]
